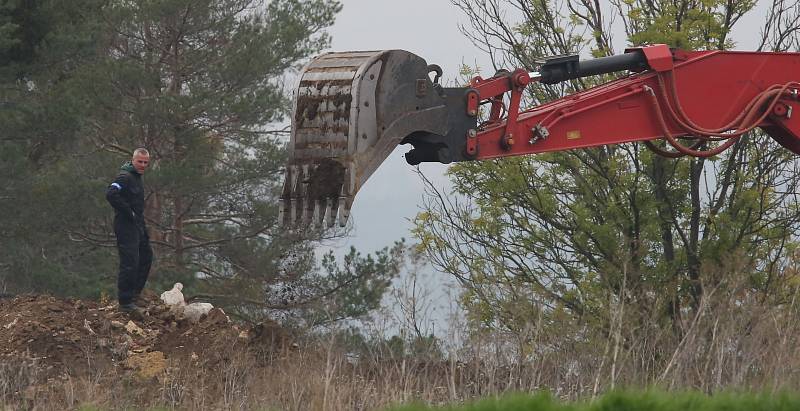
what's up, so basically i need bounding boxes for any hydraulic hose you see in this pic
[656,73,798,139]
[643,78,798,157]
[644,86,739,157]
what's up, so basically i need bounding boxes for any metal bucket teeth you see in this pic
[280,49,453,228]
[325,197,338,228]
[280,160,350,228]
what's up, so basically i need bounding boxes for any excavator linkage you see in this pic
[281,45,800,228]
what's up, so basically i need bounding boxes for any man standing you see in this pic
[106,148,153,311]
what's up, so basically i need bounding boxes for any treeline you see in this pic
[0,0,405,326]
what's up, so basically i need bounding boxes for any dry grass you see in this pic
[2,297,800,411]
[3,268,800,410]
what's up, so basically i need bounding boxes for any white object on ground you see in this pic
[183,302,214,322]
[160,283,185,306]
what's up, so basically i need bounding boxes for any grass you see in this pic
[387,391,800,411]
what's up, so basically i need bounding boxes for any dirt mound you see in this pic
[0,293,291,383]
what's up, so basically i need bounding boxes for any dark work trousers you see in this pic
[114,215,153,305]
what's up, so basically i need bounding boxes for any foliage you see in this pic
[212,241,407,324]
[624,0,757,50]
[331,325,444,362]
[69,0,342,286]
[416,0,800,345]
[0,0,401,327]
[0,0,108,294]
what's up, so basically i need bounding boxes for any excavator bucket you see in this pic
[280,50,475,228]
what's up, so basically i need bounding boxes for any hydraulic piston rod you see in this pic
[538,50,650,84]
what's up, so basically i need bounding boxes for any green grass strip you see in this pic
[386,390,800,411]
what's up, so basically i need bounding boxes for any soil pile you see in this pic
[0,293,290,383]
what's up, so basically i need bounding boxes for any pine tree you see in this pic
[1,0,402,326]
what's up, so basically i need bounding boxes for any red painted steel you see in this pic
[628,44,674,72]
[468,48,800,160]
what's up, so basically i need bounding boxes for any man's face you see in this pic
[132,153,150,174]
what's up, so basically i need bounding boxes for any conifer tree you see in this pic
[1,0,402,325]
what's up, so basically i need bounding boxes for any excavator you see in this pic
[279,44,800,227]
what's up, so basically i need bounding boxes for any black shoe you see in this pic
[119,302,139,312]
[119,302,145,320]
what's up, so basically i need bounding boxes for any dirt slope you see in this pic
[0,292,288,383]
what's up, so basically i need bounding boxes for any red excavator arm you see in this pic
[463,45,800,160]
[281,45,800,227]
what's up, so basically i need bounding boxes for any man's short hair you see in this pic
[133,148,150,157]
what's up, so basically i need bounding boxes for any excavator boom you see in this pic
[280,44,800,227]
